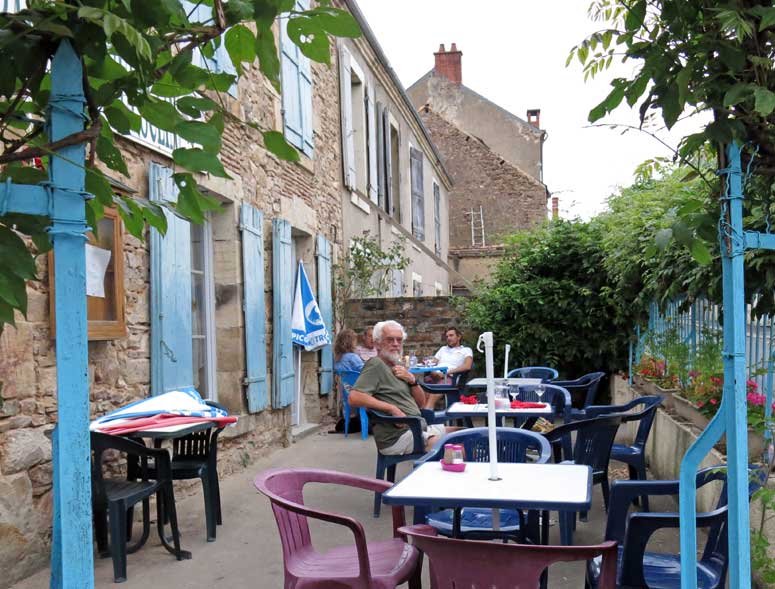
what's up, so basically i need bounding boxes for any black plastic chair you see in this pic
[586,466,760,589]
[91,432,184,583]
[366,410,426,518]
[414,427,551,542]
[581,395,662,511]
[419,369,472,426]
[507,366,558,381]
[552,371,605,418]
[128,400,226,542]
[542,415,623,544]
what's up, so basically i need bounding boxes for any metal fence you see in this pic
[632,298,775,395]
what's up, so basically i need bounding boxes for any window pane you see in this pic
[191,222,204,272]
[191,271,204,337]
[192,337,206,392]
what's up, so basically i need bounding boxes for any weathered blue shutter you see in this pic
[316,235,333,395]
[241,204,268,412]
[280,9,303,151]
[298,25,313,156]
[149,162,193,394]
[272,219,295,408]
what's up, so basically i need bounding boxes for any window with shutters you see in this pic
[389,122,401,221]
[433,181,442,256]
[279,0,313,156]
[190,216,217,398]
[410,147,425,240]
[412,273,423,297]
[350,70,367,193]
[390,269,403,298]
[182,1,238,97]
[377,106,400,219]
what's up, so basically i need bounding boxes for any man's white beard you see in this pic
[379,349,403,365]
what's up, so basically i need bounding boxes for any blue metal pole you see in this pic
[47,41,94,589]
[678,143,750,589]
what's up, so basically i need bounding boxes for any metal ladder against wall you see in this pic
[467,206,486,247]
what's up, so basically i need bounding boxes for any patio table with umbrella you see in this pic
[382,331,593,544]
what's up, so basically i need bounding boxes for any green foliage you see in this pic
[460,220,633,377]
[0,0,360,332]
[333,232,409,329]
[593,165,720,321]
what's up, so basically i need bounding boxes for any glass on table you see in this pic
[535,383,546,403]
[508,385,520,403]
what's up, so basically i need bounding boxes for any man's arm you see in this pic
[348,389,405,417]
[449,355,473,375]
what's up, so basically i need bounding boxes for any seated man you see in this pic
[424,326,473,409]
[348,320,457,455]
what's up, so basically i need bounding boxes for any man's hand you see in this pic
[388,405,406,418]
[392,365,416,385]
[388,404,407,428]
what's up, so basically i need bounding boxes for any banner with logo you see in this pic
[291,261,331,351]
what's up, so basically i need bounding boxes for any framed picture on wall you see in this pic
[48,207,127,340]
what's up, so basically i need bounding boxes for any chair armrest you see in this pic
[368,411,425,454]
[268,493,373,580]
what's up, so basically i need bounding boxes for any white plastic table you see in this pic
[383,461,592,544]
[465,377,543,387]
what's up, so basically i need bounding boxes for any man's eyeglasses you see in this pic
[381,336,403,344]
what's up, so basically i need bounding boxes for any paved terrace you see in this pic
[12,429,682,589]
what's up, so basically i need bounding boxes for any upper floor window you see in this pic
[279,0,314,157]
[340,45,371,195]
[376,105,400,220]
[410,146,425,240]
[182,1,238,97]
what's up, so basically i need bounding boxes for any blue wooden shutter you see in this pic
[316,235,333,395]
[298,41,313,156]
[241,204,268,412]
[338,44,356,189]
[366,85,378,203]
[280,9,303,151]
[149,162,193,394]
[272,219,295,408]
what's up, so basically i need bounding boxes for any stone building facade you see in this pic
[0,7,345,585]
[337,1,461,303]
[406,44,550,290]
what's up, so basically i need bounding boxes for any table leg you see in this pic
[156,489,192,559]
[452,507,462,538]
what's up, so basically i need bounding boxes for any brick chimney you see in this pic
[434,43,463,84]
[551,196,559,220]
[527,109,541,129]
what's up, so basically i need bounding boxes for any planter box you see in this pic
[671,393,766,459]
[632,374,677,409]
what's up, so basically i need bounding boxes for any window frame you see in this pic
[433,180,442,256]
[190,212,218,400]
[409,145,425,240]
[48,207,126,340]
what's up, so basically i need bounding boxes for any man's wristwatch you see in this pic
[409,376,418,386]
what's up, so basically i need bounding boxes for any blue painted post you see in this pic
[47,41,94,589]
[678,143,750,589]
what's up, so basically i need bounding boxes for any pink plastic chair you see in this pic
[399,524,618,589]
[255,468,422,589]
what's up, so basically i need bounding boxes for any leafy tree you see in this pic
[333,232,409,329]
[0,0,360,333]
[460,220,632,377]
[594,164,720,318]
[572,0,775,316]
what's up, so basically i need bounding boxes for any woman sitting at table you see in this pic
[334,329,365,373]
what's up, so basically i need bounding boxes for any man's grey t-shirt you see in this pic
[353,357,425,449]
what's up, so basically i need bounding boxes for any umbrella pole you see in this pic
[477,332,499,482]
[503,344,511,379]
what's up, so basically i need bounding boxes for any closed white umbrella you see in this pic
[503,343,511,379]
[476,332,499,481]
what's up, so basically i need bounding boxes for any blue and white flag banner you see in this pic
[291,261,331,352]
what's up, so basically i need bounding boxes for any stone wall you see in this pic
[344,296,464,359]
[0,18,343,587]
[418,107,547,252]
